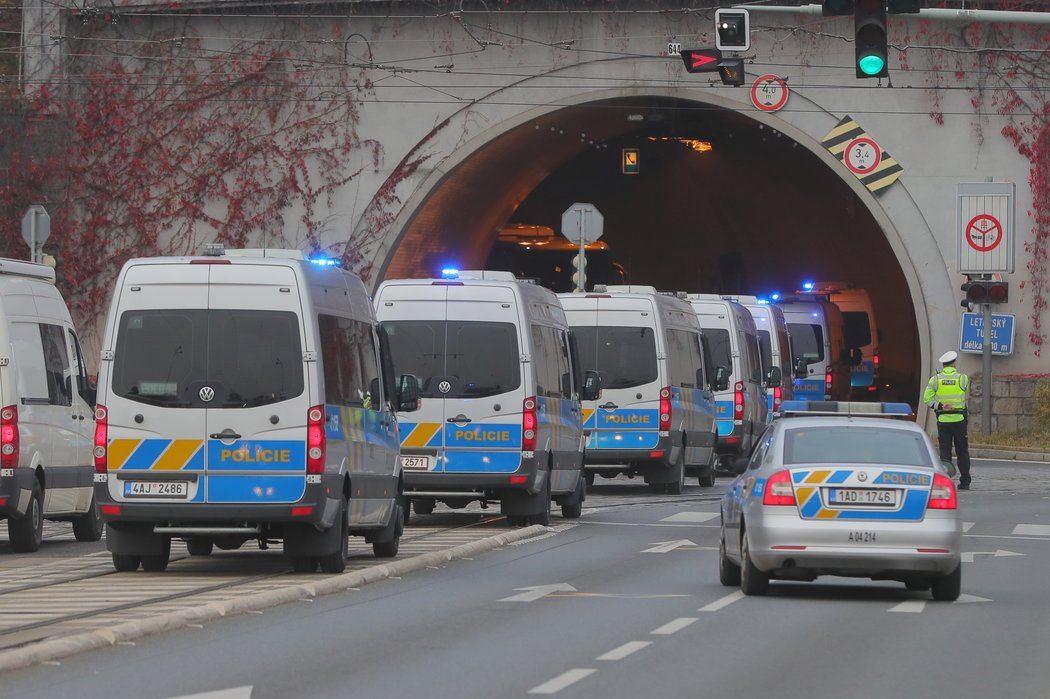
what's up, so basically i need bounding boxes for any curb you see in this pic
[970,447,1050,463]
[0,524,549,674]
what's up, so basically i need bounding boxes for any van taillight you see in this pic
[733,382,745,421]
[773,386,782,413]
[825,368,833,395]
[522,397,537,451]
[93,405,108,473]
[659,387,671,432]
[1,405,18,469]
[307,405,326,474]
[928,473,957,510]
[763,470,796,506]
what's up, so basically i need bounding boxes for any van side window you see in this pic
[700,334,716,389]
[68,330,93,404]
[319,314,381,410]
[10,322,51,404]
[41,324,73,407]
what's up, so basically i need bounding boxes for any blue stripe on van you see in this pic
[120,440,171,470]
[206,475,307,503]
[588,431,660,450]
[445,424,522,448]
[851,361,875,388]
[794,379,824,400]
[597,409,657,429]
[442,451,522,473]
[207,441,306,471]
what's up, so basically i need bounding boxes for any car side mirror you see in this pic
[580,370,601,401]
[793,357,808,380]
[941,459,958,479]
[765,366,782,389]
[713,366,730,392]
[396,374,421,412]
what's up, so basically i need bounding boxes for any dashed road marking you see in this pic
[889,600,926,613]
[597,641,652,661]
[1013,524,1050,536]
[660,512,719,523]
[651,617,698,635]
[529,669,596,695]
[699,591,744,612]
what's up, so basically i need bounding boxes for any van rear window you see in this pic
[572,326,657,390]
[842,311,872,349]
[756,330,772,374]
[112,310,304,408]
[382,321,521,399]
[788,323,825,365]
[702,328,733,379]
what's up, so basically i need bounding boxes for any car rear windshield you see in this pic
[784,426,933,467]
[842,311,873,349]
[112,310,305,408]
[572,326,658,389]
[788,322,825,365]
[382,320,521,399]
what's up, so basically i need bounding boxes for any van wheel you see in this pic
[560,476,585,519]
[72,496,104,542]
[373,536,400,558]
[665,452,686,495]
[291,557,318,573]
[141,536,171,572]
[318,498,349,574]
[9,483,43,553]
[186,538,214,556]
[584,471,595,487]
[413,499,435,516]
[698,467,717,488]
[527,472,552,527]
[740,533,769,596]
[112,553,141,572]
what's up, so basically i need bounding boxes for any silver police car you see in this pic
[719,401,961,600]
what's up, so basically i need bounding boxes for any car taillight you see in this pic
[1,405,18,469]
[93,405,108,473]
[928,473,957,510]
[522,397,537,451]
[763,470,796,506]
[307,405,326,475]
[773,386,782,413]
[659,387,671,432]
[733,382,744,421]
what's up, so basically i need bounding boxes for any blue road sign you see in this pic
[960,312,1014,355]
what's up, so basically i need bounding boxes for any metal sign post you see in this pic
[982,303,992,434]
[560,203,604,292]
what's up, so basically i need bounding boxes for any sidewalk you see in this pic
[970,444,1050,463]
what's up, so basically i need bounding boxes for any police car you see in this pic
[719,401,962,600]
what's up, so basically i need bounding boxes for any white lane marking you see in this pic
[166,687,253,699]
[889,600,927,613]
[597,641,652,661]
[1013,524,1050,536]
[962,549,1024,563]
[651,617,698,635]
[529,669,596,695]
[577,521,719,529]
[956,593,993,604]
[641,539,697,553]
[962,521,975,532]
[499,584,577,602]
[660,512,719,523]
[699,590,745,612]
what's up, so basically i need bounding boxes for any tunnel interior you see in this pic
[381,96,919,403]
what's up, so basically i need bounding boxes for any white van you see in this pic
[374,270,597,525]
[0,258,101,552]
[559,286,719,491]
[687,295,768,466]
[93,246,419,573]
[810,282,880,398]
[776,296,851,402]
[724,296,798,419]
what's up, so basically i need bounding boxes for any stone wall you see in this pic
[968,374,1049,433]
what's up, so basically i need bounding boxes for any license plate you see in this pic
[124,481,189,498]
[828,488,898,506]
[400,456,432,471]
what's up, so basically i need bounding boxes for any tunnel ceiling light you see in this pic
[647,137,713,153]
[627,114,645,122]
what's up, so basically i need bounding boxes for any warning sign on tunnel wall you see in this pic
[821,116,903,195]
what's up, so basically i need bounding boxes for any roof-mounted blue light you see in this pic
[770,292,781,301]
[308,256,341,267]
[440,267,460,279]
[802,281,814,291]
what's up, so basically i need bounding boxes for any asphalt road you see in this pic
[3,459,1049,699]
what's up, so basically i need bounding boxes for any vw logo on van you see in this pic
[438,381,452,395]
[199,386,216,403]
[857,471,868,482]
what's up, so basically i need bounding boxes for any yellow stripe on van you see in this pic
[404,423,441,448]
[107,439,141,471]
[152,440,203,470]
[804,470,830,484]
[582,409,595,425]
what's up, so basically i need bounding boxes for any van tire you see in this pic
[373,536,399,558]
[186,539,214,556]
[584,471,595,487]
[112,553,141,572]
[560,475,585,519]
[528,474,552,527]
[9,483,44,553]
[72,498,104,542]
[291,557,318,573]
[665,451,686,495]
[698,467,717,488]
[413,499,435,516]
[318,498,349,574]
[141,536,171,572]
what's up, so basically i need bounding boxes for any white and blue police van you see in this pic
[723,295,799,420]
[374,270,597,525]
[775,295,851,402]
[559,286,720,491]
[93,246,419,573]
[808,282,881,398]
[687,294,768,467]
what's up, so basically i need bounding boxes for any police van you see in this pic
[93,246,419,573]
[374,270,597,525]
[723,295,798,420]
[687,294,768,466]
[809,282,880,398]
[0,258,101,552]
[775,295,851,402]
[559,286,720,491]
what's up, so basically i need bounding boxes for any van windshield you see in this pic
[381,320,521,399]
[842,311,873,349]
[112,310,304,408]
[572,326,658,389]
[788,323,825,365]
[701,328,733,379]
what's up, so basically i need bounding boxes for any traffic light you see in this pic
[822,0,854,15]
[855,0,889,79]
[718,58,746,87]
[714,9,750,52]
[961,279,1009,307]
[572,251,586,291]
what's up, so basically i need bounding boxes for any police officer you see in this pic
[923,350,972,489]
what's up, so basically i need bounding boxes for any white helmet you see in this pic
[938,350,958,364]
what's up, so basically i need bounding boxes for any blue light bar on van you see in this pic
[755,297,770,305]
[780,401,913,418]
[440,268,460,279]
[770,292,781,301]
[802,281,814,291]
[308,256,341,267]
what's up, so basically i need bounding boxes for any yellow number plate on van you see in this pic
[124,481,188,498]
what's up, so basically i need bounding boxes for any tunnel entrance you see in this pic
[379,96,920,405]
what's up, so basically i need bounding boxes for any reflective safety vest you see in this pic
[923,367,970,423]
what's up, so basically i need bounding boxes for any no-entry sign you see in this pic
[957,182,1014,274]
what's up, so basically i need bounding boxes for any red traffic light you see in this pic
[961,279,1009,306]
[987,281,1008,303]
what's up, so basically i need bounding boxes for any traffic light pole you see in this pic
[576,232,586,292]
[982,302,992,435]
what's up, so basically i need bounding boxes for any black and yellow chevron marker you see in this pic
[821,115,904,194]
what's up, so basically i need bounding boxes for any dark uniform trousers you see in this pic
[937,420,971,487]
